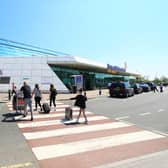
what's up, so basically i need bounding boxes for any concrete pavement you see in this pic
[0,101,40,167]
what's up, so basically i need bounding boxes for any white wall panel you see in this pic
[21,58,32,64]
[32,56,42,63]
[4,63,22,70]
[21,63,32,70]
[0,56,69,92]
[42,70,51,76]
[20,70,31,76]
[31,64,41,69]
[3,64,15,69]
[41,64,50,70]
[31,70,41,76]
[31,77,41,85]
[41,56,48,64]
[41,76,52,84]
[10,70,21,76]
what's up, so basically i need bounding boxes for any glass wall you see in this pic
[50,65,127,90]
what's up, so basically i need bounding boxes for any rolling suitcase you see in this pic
[65,107,73,120]
[42,103,50,113]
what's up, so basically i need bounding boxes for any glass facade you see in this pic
[50,65,127,90]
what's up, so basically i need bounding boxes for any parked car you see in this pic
[139,83,151,92]
[131,83,143,94]
[147,82,155,91]
[109,82,134,98]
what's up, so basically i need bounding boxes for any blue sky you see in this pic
[1,0,168,79]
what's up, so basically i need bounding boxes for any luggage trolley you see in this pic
[16,94,24,113]
[2,92,24,121]
[13,91,24,113]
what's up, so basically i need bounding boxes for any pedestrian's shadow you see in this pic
[1,112,32,122]
[60,118,87,125]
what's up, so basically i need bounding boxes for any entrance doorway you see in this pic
[83,73,96,90]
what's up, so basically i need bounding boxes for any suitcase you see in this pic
[65,107,73,120]
[42,103,50,113]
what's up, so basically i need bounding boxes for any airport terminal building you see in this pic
[0,38,138,92]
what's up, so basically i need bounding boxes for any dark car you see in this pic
[109,82,134,98]
[131,83,143,94]
[139,83,151,92]
[147,82,155,91]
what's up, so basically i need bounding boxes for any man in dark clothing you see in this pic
[20,81,33,121]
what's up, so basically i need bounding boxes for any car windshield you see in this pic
[111,83,125,88]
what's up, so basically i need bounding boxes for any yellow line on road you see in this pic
[0,162,32,168]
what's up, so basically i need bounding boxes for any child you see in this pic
[71,88,88,123]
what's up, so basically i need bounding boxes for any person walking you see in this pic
[20,81,33,121]
[153,83,158,93]
[32,84,42,112]
[12,86,18,112]
[49,84,57,109]
[160,83,163,92]
[71,88,88,124]
[8,89,11,101]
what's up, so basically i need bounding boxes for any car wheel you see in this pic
[124,93,128,98]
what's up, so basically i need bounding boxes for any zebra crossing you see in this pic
[7,101,168,168]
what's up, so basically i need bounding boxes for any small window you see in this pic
[0,76,10,84]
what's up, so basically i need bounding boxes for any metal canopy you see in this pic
[48,61,139,77]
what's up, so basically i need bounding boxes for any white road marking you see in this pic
[139,112,151,116]
[0,162,33,168]
[23,122,133,140]
[115,116,129,120]
[32,130,164,160]
[17,115,108,128]
[157,109,165,112]
[20,110,92,119]
[13,107,83,120]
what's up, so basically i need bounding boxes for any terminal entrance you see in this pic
[70,73,96,91]
[51,66,97,91]
[83,73,96,90]
[50,65,135,92]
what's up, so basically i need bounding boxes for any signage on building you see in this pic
[72,75,83,90]
[107,64,126,73]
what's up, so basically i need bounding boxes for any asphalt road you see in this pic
[87,88,168,136]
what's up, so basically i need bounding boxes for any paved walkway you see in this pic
[0,89,109,102]
[0,90,168,168]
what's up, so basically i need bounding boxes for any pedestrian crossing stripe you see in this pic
[8,106,80,113]
[23,122,134,140]
[15,110,92,120]
[17,115,108,128]
[7,104,70,111]
[32,130,164,160]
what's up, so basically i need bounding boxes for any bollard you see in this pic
[99,88,102,95]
